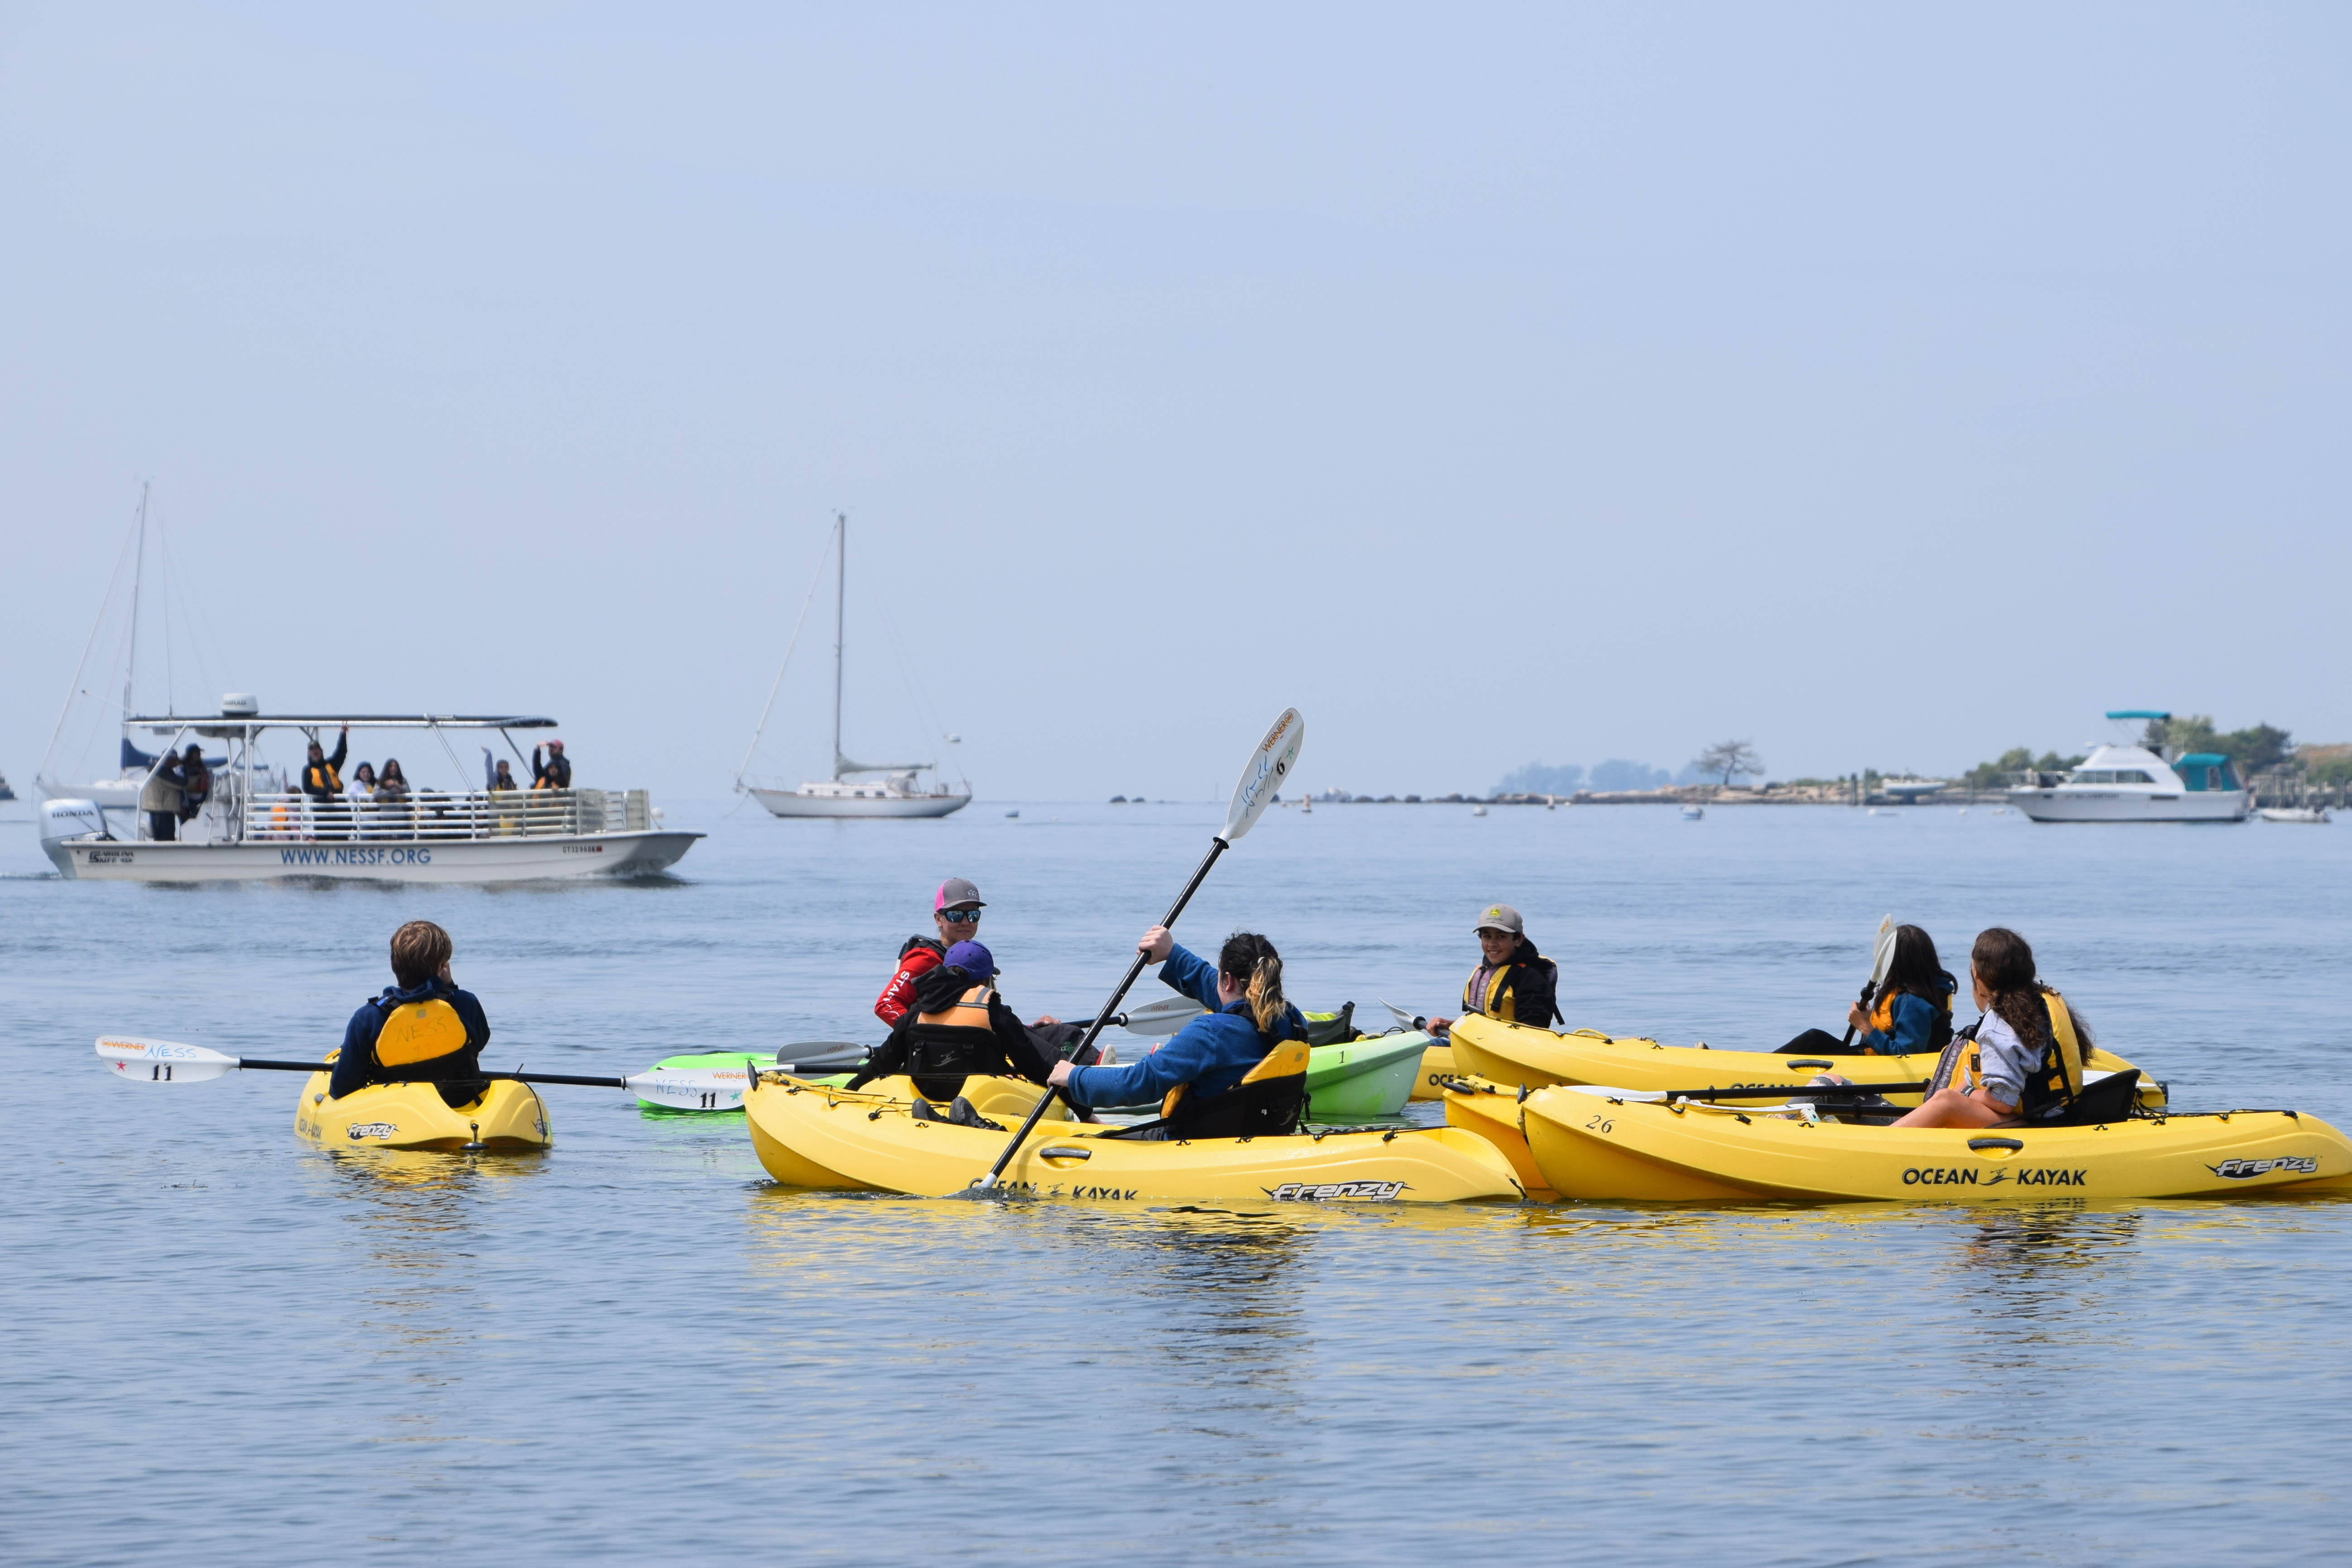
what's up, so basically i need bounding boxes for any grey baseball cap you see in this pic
[1473,903,1524,935]
[935,877,985,911]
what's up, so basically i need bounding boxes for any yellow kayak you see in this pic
[1520,1084,2352,1202]
[1449,1014,2167,1110]
[294,1069,550,1151]
[742,1076,1524,1203]
[1439,1074,1556,1201]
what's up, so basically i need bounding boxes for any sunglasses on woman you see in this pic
[940,908,981,924]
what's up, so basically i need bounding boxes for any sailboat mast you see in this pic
[832,512,847,782]
[125,481,149,721]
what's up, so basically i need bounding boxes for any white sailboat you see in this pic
[739,515,971,820]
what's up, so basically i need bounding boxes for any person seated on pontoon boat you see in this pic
[1891,928,2093,1130]
[531,740,571,790]
[1779,923,1957,1057]
[327,919,492,1108]
[346,761,379,803]
[847,940,1058,1111]
[1049,929,1311,1139]
[1424,904,1560,1039]
[374,758,411,803]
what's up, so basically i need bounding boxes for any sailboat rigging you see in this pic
[739,514,972,819]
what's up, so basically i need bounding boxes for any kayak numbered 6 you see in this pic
[742,1074,1524,1204]
[1448,1014,2169,1112]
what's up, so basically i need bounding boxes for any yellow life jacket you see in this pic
[375,997,472,1067]
[1862,986,1953,1055]
[1464,965,1518,1023]
[916,983,996,1031]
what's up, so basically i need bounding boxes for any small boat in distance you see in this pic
[740,515,970,820]
[2009,712,2249,824]
[2259,807,2332,824]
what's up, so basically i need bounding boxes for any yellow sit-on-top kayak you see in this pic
[1448,1014,2167,1111]
[742,1075,1523,1204]
[1408,1039,1459,1101]
[294,1069,550,1151]
[1439,1074,1557,1201]
[1519,1084,2352,1203]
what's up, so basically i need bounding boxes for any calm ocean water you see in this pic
[4,798,2350,1565]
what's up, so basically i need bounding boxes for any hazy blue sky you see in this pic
[6,5,2348,801]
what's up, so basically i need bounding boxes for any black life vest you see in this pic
[906,982,999,1101]
[1161,1038,1311,1140]
[1462,947,1560,1027]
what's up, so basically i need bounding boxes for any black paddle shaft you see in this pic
[1837,975,1878,1049]
[1635,1079,1931,1102]
[239,1058,628,1089]
[976,835,1231,1189]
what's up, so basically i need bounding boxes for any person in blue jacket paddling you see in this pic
[1049,926,1308,1136]
[1844,923,1957,1055]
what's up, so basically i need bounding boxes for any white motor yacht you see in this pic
[2008,711,2249,824]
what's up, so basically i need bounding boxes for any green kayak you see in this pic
[1302,1031,1432,1121]
[642,1044,863,1112]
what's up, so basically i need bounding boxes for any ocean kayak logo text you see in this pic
[1266,1180,1407,1202]
[1901,1166,2086,1188]
[2208,1156,2319,1179]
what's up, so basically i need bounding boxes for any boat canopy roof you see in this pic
[2106,709,2170,721]
[127,712,556,734]
[2177,751,2231,766]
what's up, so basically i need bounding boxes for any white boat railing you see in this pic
[232,788,653,842]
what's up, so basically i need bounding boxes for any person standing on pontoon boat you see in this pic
[482,747,519,791]
[1425,904,1560,1038]
[175,745,212,832]
[531,739,571,790]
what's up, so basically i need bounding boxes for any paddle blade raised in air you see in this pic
[1220,708,1304,844]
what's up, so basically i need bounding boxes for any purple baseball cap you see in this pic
[944,940,996,979]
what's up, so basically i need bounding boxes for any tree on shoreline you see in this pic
[1694,740,1761,786]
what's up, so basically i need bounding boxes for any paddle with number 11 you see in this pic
[964,707,1304,1196]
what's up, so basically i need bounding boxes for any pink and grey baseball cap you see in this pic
[935,877,985,911]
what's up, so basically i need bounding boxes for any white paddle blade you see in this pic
[1868,914,1898,986]
[1220,707,1304,843]
[96,1036,239,1084]
[1120,995,1208,1036]
[1378,999,1422,1031]
[625,1068,751,1112]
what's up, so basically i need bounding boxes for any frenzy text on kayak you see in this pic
[2209,1156,2319,1179]
[347,1122,399,1140]
[1265,1180,1408,1202]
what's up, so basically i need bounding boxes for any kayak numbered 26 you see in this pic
[742,1074,1524,1204]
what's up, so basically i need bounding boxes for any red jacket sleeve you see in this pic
[875,946,943,1026]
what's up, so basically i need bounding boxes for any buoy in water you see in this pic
[1472,805,1488,817]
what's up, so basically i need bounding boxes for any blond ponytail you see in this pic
[1246,954,1286,1035]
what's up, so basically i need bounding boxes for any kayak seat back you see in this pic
[1159,1039,1313,1138]
[377,999,470,1067]
[1303,1003,1359,1047]
[2040,1068,2142,1127]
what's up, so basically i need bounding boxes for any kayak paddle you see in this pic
[1378,999,1428,1032]
[963,707,1303,1195]
[1837,914,1898,1048]
[96,1036,756,1112]
[1060,996,1208,1036]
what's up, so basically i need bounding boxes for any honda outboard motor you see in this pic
[39,798,108,876]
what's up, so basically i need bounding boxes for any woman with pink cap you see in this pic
[873,877,988,1027]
